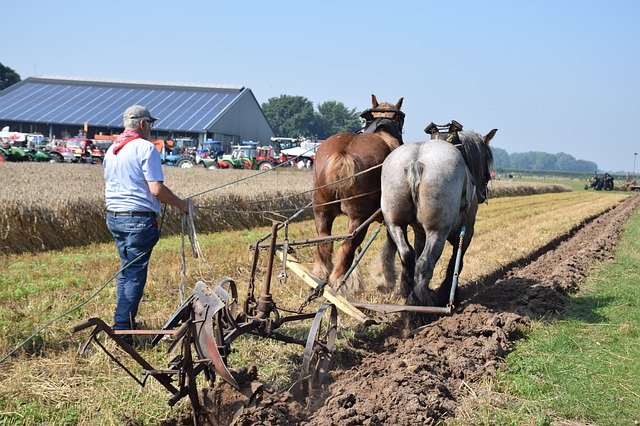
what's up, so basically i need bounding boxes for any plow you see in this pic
[72,209,468,422]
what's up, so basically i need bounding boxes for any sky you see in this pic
[2,1,639,172]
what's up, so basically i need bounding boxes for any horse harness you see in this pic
[425,120,491,203]
[359,107,405,143]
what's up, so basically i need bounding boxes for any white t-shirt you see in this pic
[104,138,164,214]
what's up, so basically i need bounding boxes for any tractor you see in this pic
[204,143,257,170]
[196,140,224,168]
[157,137,198,168]
[255,145,287,171]
[0,141,52,162]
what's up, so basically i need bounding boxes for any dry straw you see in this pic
[0,163,569,254]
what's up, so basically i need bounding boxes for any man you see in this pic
[104,104,189,343]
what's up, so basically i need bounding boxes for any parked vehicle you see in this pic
[280,140,321,168]
[48,142,77,163]
[159,137,198,168]
[0,142,30,162]
[207,143,257,170]
[196,140,224,168]
[64,137,106,164]
[255,145,287,171]
[0,142,52,162]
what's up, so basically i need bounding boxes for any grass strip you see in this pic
[471,208,640,425]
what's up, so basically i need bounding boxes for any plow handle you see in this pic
[71,318,105,333]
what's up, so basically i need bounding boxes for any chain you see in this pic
[278,223,289,284]
[297,280,327,313]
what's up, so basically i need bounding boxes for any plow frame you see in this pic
[71,205,466,419]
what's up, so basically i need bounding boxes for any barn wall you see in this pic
[207,89,274,146]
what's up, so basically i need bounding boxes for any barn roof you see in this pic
[0,76,246,133]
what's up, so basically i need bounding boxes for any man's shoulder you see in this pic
[132,138,158,153]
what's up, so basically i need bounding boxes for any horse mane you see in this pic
[456,131,493,198]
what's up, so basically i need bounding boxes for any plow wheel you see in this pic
[301,303,338,393]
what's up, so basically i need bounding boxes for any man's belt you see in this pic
[107,211,156,217]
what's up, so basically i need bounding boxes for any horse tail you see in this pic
[408,161,424,205]
[324,152,357,197]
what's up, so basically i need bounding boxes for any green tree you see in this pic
[491,147,511,169]
[532,152,557,171]
[262,95,316,138]
[554,152,576,171]
[0,63,21,91]
[314,101,361,139]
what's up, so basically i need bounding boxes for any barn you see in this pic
[0,75,275,150]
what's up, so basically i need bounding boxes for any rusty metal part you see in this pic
[350,302,452,315]
[256,222,279,319]
[192,280,240,389]
[255,208,383,250]
[151,293,195,346]
[337,225,381,291]
[301,303,337,392]
[72,317,181,399]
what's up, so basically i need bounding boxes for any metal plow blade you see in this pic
[192,280,240,389]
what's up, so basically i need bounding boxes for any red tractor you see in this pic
[255,145,287,171]
[64,137,106,164]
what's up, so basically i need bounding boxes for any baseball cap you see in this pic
[123,105,158,122]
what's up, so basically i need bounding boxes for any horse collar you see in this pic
[362,118,403,144]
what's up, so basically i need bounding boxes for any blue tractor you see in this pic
[161,137,198,168]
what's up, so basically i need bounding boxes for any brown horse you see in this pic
[312,94,405,292]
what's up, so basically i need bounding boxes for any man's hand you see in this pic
[180,199,190,214]
[148,181,190,213]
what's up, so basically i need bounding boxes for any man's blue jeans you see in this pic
[106,215,160,332]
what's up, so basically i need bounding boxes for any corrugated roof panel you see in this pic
[0,76,244,132]
[184,93,227,131]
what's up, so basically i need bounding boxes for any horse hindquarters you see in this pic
[380,144,421,290]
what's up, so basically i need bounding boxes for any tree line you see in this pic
[492,147,597,173]
[261,95,362,140]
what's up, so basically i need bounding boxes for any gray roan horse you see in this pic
[380,128,497,323]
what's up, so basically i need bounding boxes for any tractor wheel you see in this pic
[49,152,63,163]
[207,162,219,169]
[177,156,195,168]
[258,161,274,171]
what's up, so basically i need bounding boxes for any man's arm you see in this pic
[148,181,189,213]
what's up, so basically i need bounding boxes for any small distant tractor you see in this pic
[0,142,52,162]
[159,137,198,168]
[586,173,615,191]
[255,145,287,171]
[196,140,224,168]
[205,143,257,170]
[63,137,106,164]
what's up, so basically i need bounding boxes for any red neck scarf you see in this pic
[111,129,143,155]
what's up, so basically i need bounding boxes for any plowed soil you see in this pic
[187,195,640,425]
